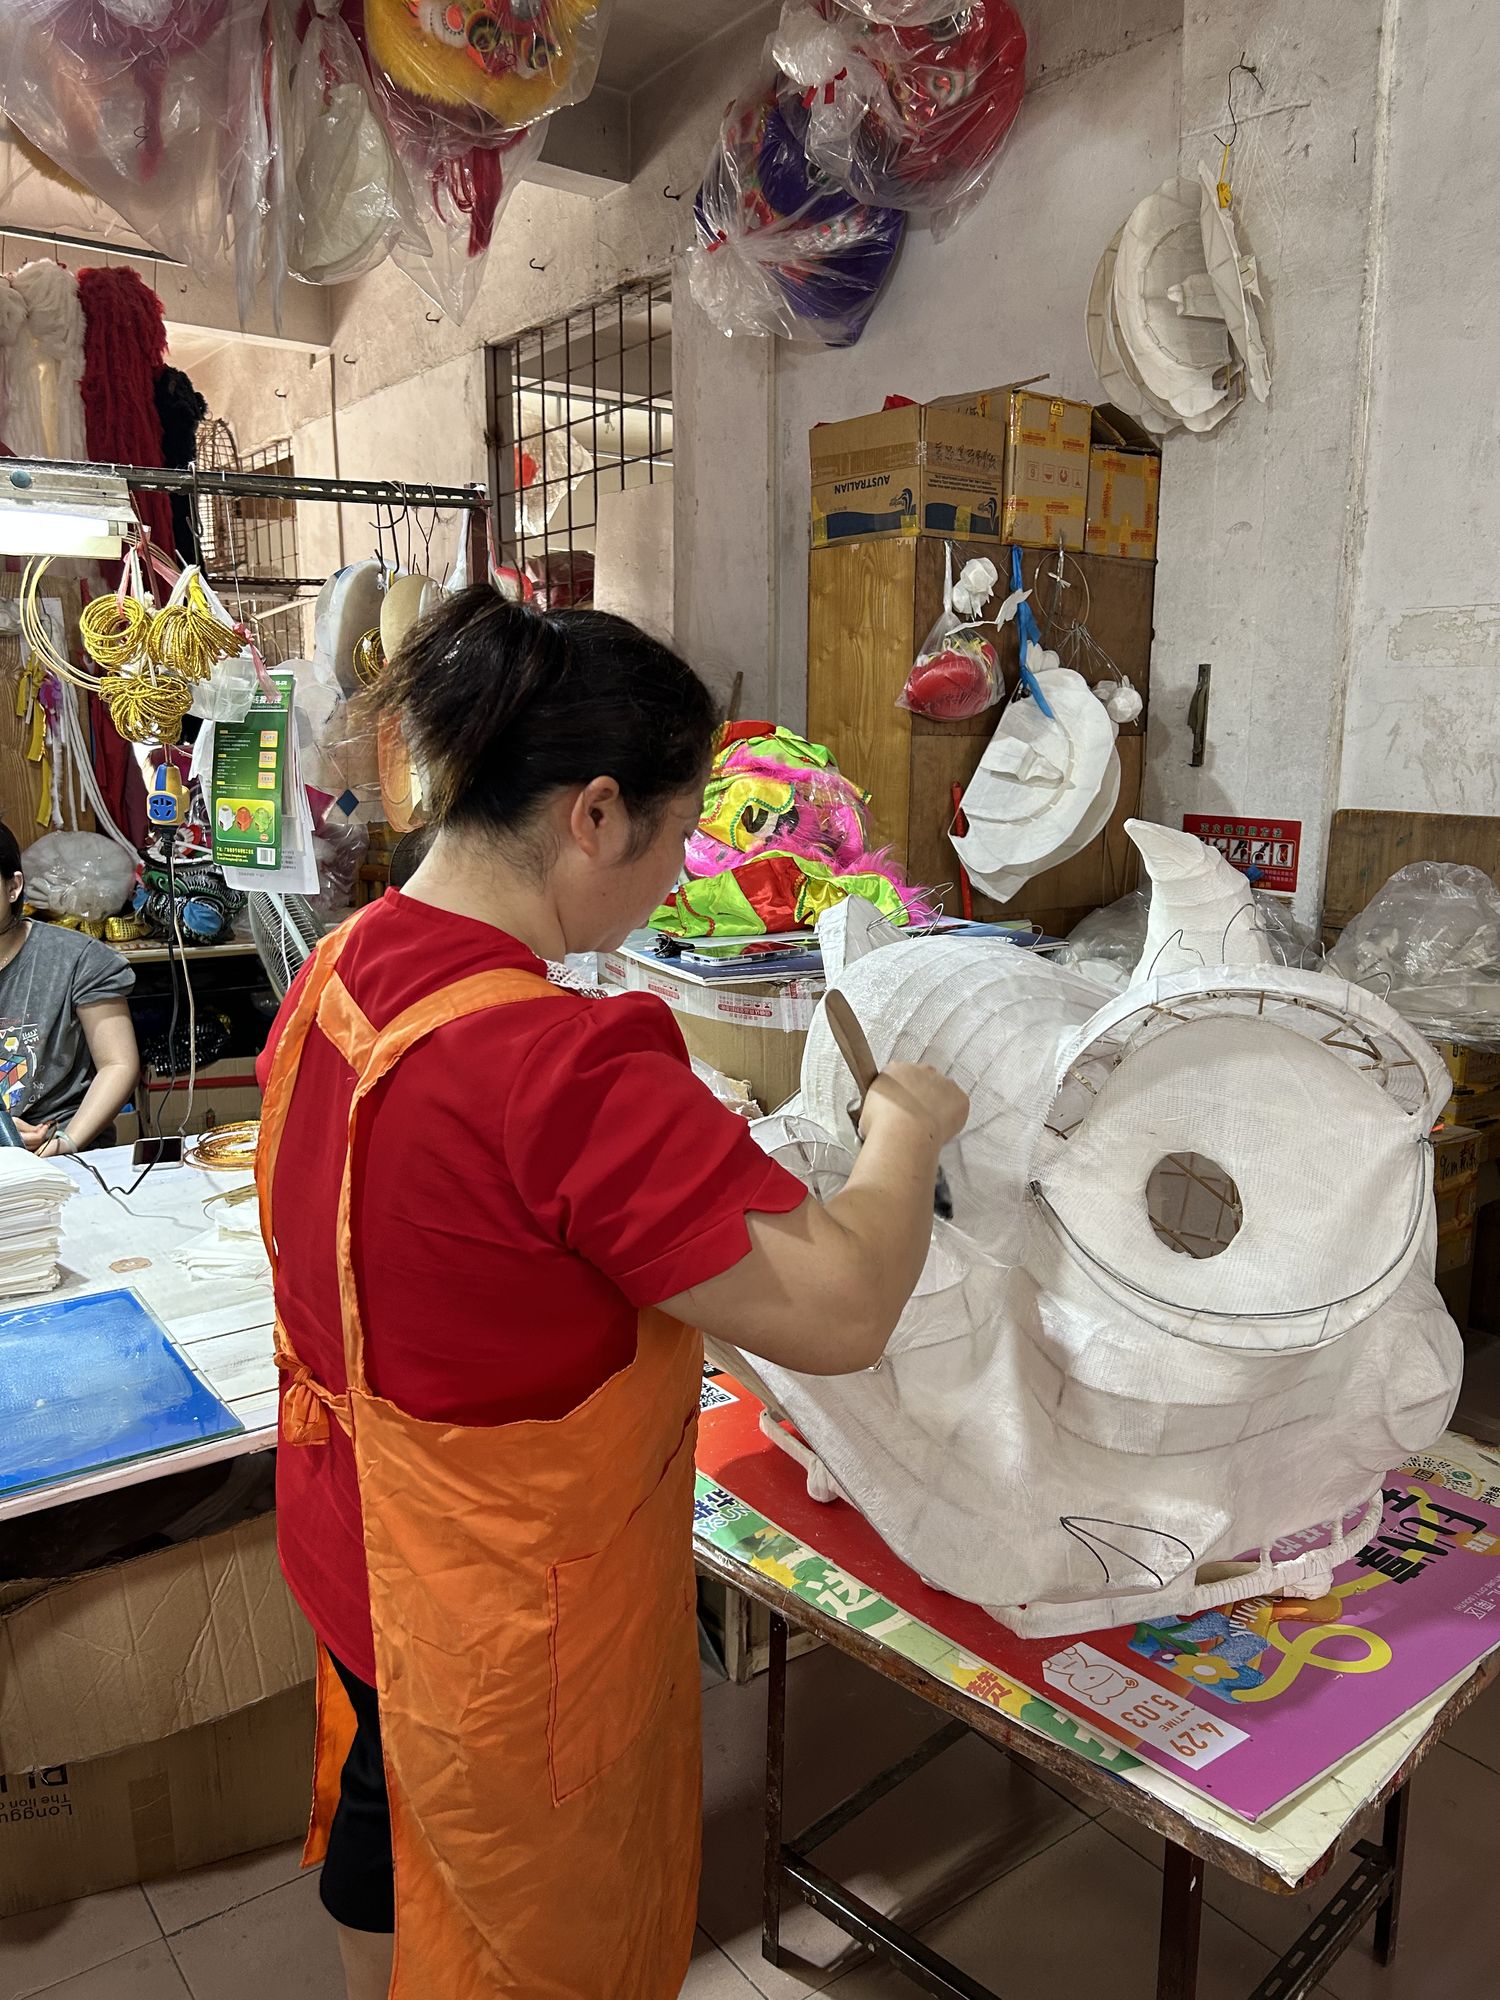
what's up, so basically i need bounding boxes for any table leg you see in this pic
[1157,1841,1204,2000]
[762,1611,789,1970]
[1373,1783,1410,1966]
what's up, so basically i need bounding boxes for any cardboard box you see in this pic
[1436,1176,1479,1237]
[1442,1085,1500,1128]
[1001,390,1092,549]
[0,1515,315,1917]
[1434,1125,1482,1193]
[599,952,815,1114]
[1085,404,1162,561]
[0,1687,312,1918]
[1436,1223,1476,1276]
[1433,1041,1500,1093]
[1,1516,314,1774]
[810,403,1006,548]
[1086,448,1160,560]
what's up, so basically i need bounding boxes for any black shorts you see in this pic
[320,1654,395,1934]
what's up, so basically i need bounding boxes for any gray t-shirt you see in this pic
[0,922,134,1127]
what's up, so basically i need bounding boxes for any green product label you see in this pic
[211,673,292,871]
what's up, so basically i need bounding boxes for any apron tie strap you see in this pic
[275,1322,352,1446]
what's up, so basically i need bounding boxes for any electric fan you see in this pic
[250,893,327,1001]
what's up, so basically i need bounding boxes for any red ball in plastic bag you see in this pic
[903,638,1000,720]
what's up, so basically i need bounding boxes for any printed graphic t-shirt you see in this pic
[259,892,808,1683]
[0,922,134,1125]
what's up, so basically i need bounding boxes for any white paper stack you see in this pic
[0,1151,76,1299]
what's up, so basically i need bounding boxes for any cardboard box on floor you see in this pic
[0,1514,316,1917]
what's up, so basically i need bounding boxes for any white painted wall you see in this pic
[1145,0,1394,923]
[1338,0,1500,817]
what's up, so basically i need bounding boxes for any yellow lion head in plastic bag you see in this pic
[364,0,605,127]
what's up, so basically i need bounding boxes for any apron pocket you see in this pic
[546,1419,698,1804]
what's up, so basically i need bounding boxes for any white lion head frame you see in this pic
[725,821,1462,1637]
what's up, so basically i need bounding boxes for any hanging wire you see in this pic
[1214,55,1264,208]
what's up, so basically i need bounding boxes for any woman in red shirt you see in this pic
[257,588,966,2000]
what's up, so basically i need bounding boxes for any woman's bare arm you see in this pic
[48,998,140,1152]
[659,1063,967,1377]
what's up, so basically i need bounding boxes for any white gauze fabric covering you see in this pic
[730,823,1463,1635]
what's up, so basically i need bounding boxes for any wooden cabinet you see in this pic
[806,540,1155,936]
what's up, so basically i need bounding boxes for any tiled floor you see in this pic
[6,1652,1500,2000]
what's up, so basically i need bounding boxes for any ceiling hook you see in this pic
[663,182,686,201]
[528,257,547,272]
[425,310,442,323]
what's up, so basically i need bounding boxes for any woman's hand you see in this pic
[13,1115,55,1153]
[661,1060,971,1379]
[859,1062,969,1153]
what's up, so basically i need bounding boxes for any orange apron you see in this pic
[257,923,704,1998]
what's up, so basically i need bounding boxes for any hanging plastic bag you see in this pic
[283,0,427,288]
[773,0,1027,223]
[358,0,600,319]
[0,0,269,269]
[836,0,970,21]
[898,549,1022,721]
[688,82,905,347]
[361,0,613,130]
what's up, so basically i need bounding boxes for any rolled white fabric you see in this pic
[0,276,44,458]
[13,261,87,462]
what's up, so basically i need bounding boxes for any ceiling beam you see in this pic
[530,87,632,196]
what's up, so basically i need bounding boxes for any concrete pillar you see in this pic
[1144,0,1397,925]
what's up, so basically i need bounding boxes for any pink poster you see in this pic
[1079,1478,1500,1817]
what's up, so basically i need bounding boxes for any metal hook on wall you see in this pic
[425,310,442,323]
[528,257,547,272]
[663,183,686,201]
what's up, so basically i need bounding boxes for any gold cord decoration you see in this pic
[21,555,243,746]
[187,1121,261,1172]
[97,668,196,745]
[145,575,242,685]
[79,592,150,670]
[353,627,386,688]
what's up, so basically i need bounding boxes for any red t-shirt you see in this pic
[258,893,806,1682]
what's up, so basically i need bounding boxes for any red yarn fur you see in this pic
[77,266,175,559]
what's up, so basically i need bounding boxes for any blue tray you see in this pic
[0,1288,243,1499]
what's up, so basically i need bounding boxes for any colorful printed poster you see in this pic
[692,1473,1142,1780]
[1081,1477,1500,1816]
[211,673,292,871]
[695,1379,1500,1823]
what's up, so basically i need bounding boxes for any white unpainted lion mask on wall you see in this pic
[726,822,1463,1636]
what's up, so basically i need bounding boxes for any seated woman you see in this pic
[0,823,140,1156]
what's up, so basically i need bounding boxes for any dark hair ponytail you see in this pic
[378,588,719,849]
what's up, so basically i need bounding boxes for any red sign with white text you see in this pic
[1182,814,1301,893]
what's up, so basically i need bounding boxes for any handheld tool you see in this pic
[823,991,954,1220]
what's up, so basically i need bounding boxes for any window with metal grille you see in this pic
[193,431,309,665]
[486,276,672,609]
